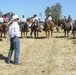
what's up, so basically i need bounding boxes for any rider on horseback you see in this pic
[20,15,27,31]
[45,13,52,22]
[63,16,67,22]
[44,13,53,30]
[31,14,39,28]
[67,15,73,30]
[3,14,9,23]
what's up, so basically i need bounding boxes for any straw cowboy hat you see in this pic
[12,15,19,21]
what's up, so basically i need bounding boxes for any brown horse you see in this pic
[0,22,9,39]
[58,19,71,37]
[43,20,54,37]
[19,22,29,38]
[72,21,76,38]
[30,20,41,38]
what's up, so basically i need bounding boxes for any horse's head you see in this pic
[58,19,63,26]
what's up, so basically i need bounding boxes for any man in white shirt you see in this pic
[20,15,27,31]
[21,15,27,23]
[7,15,21,65]
[33,14,39,22]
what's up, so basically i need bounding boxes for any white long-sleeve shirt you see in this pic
[33,17,39,22]
[21,17,27,22]
[8,22,20,38]
[47,16,52,21]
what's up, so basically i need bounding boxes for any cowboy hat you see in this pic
[48,13,51,15]
[12,15,19,21]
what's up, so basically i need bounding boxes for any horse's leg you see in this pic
[75,30,76,38]
[56,26,59,32]
[30,29,33,37]
[67,30,69,37]
[46,31,47,37]
[4,32,6,38]
[1,32,2,38]
[21,32,23,38]
[37,31,38,38]
[48,30,50,38]
[0,32,2,41]
[64,30,66,37]
[24,32,25,38]
[73,30,75,38]
[51,30,53,37]
[34,31,36,38]
[26,32,27,38]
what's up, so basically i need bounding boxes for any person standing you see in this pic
[7,15,21,65]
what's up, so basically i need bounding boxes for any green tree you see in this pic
[45,3,62,24]
[45,7,51,16]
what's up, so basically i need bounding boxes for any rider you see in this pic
[30,14,39,36]
[45,13,52,22]
[44,13,53,30]
[20,15,27,31]
[63,16,67,22]
[31,14,39,27]
[3,14,9,23]
[21,15,27,24]
[67,15,73,30]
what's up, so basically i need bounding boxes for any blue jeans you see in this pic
[7,36,20,64]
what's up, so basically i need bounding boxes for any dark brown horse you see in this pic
[58,19,71,37]
[43,20,54,37]
[30,20,41,38]
[72,21,76,38]
[19,22,29,38]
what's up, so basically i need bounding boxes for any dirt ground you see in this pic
[0,29,76,75]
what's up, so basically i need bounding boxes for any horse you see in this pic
[30,20,41,38]
[0,22,9,39]
[72,21,76,38]
[19,21,29,38]
[58,19,71,37]
[43,20,54,38]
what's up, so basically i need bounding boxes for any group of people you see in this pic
[1,13,74,65]
[63,15,73,30]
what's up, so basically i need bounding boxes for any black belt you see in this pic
[11,36,16,39]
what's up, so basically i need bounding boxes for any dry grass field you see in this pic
[0,29,76,75]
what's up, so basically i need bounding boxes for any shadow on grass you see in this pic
[0,54,13,64]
